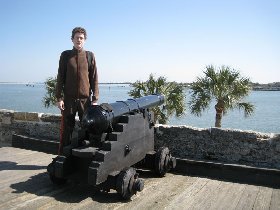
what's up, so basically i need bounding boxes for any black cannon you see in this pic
[47,94,176,199]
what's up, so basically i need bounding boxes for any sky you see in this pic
[0,0,279,83]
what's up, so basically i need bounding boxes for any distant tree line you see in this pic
[250,82,280,91]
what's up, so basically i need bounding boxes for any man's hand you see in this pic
[57,100,65,110]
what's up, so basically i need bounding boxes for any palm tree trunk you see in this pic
[215,104,223,127]
[215,111,222,127]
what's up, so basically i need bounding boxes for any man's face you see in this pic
[72,32,85,50]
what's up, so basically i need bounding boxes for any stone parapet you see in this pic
[1,109,279,170]
[0,109,62,145]
[155,125,280,169]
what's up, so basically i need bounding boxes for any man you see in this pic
[55,27,99,154]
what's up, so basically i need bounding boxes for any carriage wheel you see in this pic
[116,167,144,200]
[47,159,67,185]
[154,147,173,177]
[49,174,67,185]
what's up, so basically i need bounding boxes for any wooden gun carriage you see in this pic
[47,94,176,199]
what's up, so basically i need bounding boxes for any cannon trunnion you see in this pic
[47,95,176,200]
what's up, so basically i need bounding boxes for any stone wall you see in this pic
[1,109,279,169]
[0,109,61,146]
[155,125,280,169]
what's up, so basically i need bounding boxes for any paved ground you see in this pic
[0,146,280,210]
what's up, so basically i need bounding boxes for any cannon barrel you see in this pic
[81,94,165,134]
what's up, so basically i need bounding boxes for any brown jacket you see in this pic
[55,48,99,103]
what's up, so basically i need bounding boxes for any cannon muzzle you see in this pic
[81,94,164,134]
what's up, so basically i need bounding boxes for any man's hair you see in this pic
[71,27,87,40]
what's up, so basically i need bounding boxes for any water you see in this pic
[173,90,280,133]
[0,83,279,133]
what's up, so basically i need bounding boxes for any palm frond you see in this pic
[189,65,254,126]
[237,102,255,117]
[42,77,57,108]
[128,74,186,123]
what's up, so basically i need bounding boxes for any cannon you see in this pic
[47,94,176,199]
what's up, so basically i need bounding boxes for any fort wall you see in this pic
[1,109,279,169]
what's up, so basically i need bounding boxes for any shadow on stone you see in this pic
[10,172,95,203]
[8,169,147,204]
[12,134,59,155]
[0,161,46,171]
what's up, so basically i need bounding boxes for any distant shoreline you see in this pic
[0,82,132,85]
[253,88,280,91]
[1,81,280,91]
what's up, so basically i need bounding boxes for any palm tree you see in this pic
[129,74,186,124]
[43,77,57,108]
[189,65,255,127]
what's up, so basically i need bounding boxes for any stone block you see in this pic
[13,112,26,121]
[12,134,58,154]
[40,113,61,122]
[275,144,280,153]
[0,109,14,124]
[14,112,39,121]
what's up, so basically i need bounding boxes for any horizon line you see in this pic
[0,81,280,85]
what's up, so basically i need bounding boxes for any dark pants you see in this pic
[59,98,90,154]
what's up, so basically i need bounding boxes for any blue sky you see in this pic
[0,0,279,83]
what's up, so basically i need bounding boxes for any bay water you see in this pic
[0,83,279,134]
